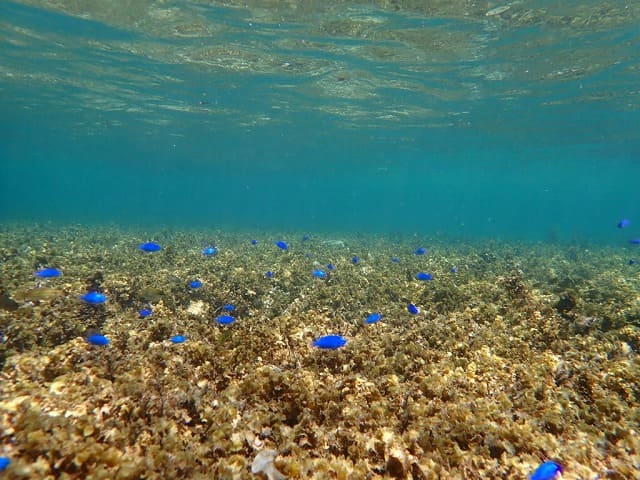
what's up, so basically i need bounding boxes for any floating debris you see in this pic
[139,241,161,252]
[312,334,347,349]
[34,267,62,278]
[251,449,286,480]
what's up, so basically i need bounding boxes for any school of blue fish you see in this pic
[23,223,637,478]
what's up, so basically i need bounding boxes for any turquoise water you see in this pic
[1,1,638,242]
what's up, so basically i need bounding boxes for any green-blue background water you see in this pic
[1,0,638,243]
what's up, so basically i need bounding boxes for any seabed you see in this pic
[0,224,638,479]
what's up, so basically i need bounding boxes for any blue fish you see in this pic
[351,256,360,265]
[305,253,313,259]
[34,267,62,278]
[216,314,235,325]
[450,265,458,273]
[202,246,218,256]
[223,303,236,312]
[0,456,10,471]
[138,308,152,318]
[630,238,640,245]
[326,263,336,271]
[312,334,347,349]
[275,240,289,251]
[407,303,420,315]
[251,239,258,245]
[189,280,203,289]
[302,234,310,242]
[529,461,563,480]
[80,291,107,304]
[312,269,327,279]
[365,312,382,324]
[86,333,109,346]
[415,272,433,281]
[170,335,187,344]
[265,271,274,279]
[391,256,400,263]
[618,219,631,228]
[139,241,161,252]
[414,247,427,255]
[629,259,636,265]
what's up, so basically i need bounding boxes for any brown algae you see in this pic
[0,225,638,479]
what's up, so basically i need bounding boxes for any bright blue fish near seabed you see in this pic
[312,269,327,279]
[216,314,235,325]
[414,247,427,255]
[275,240,289,251]
[365,312,382,324]
[415,272,433,281]
[139,241,161,252]
[170,335,187,344]
[34,267,62,278]
[0,456,10,471]
[528,460,563,480]
[138,308,152,318]
[86,333,110,346]
[312,335,347,349]
[618,219,631,228]
[202,246,218,256]
[407,303,420,315]
[80,291,107,304]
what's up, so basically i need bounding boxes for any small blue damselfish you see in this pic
[34,267,62,278]
[86,333,109,346]
[529,460,563,480]
[312,335,347,349]
[365,312,382,324]
[275,241,289,251]
[202,246,218,256]
[170,335,187,344]
[415,272,433,281]
[139,241,161,252]
[312,269,327,279]
[81,291,107,304]
[216,314,235,325]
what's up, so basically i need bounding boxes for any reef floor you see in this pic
[0,224,638,479]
